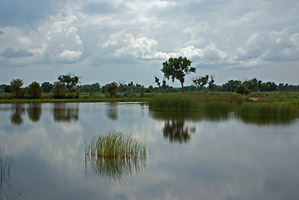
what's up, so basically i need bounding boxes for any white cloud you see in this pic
[237,29,299,62]
[59,50,82,62]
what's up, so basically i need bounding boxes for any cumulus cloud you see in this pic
[58,50,82,62]
[0,30,4,35]
[0,48,34,58]
[237,29,299,62]
[41,16,83,63]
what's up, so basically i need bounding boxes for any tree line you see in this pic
[1,57,299,99]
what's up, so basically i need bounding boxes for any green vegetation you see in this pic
[51,82,66,99]
[86,132,147,158]
[27,81,42,99]
[105,82,118,97]
[148,92,299,118]
[10,79,24,98]
[85,132,147,181]
[148,92,243,112]
[161,56,196,91]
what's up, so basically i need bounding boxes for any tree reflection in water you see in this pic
[27,104,42,123]
[106,102,118,120]
[150,111,230,144]
[52,103,79,122]
[163,120,195,143]
[10,104,25,125]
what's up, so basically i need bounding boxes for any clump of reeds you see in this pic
[235,103,297,117]
[86,132,147,159]
[148,92,244,112]
[85,132,147,181]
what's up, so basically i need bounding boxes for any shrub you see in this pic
[236,84,250,95]
[27,81,42,99]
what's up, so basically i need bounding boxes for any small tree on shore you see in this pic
[10,78,23,98]
[58,74,79,92]
[51,82,66,99]
[27,81,42,99]
[105,82,118,97]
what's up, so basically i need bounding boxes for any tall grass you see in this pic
[85,132,147,181]
[148,92,244,112]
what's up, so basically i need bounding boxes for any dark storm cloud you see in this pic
[0,48,34,58]
[0,0,58,27]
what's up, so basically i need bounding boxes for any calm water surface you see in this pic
[0,103,299,200]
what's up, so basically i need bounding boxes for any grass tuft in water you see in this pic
[86,132,147,158]
[85,132,147,181]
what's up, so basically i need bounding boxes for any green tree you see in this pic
[221,80,241,92]
[10,78,23,98]
[27,81,42,99]
[58,74,79,92]
[105,82,118,97]
[41,82,54,93]
[161,57,196,91]
[51,82,66,99]
[236,84,250,95]
[193,75,209,89]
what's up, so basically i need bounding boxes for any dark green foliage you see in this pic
[10,79,24,98]
[105,82,118,97]
[27,81,42,99]
[0,84,11,93]
[149,93,244,112]
[221,80,241,92]
[236,84,250,95]
[41,82,53,93]
[58,74,79,92]
[51,82,66,99]
[78,83,101,93]
[193,75,209,89]
[161,57,196,90]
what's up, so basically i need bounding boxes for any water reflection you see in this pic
[85,155,146,182]
[150,112,199,143]
[106,102,118,120]
[10,104,25,125]
[236,113,297,126]
[0,145,20,200]
[27,104,42,123]
[52,103,79,122]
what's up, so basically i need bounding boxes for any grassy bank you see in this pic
[148,92,244,112]
[148,92,299,117]
[0,92,153,103]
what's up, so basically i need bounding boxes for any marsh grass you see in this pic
[148,92,244,112]
[85,132,147,181]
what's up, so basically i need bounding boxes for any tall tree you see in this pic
[58,74,79,92]
[41,82,54,93]
[161,57,196,91]
[10,78,23,98]
[51,82,66,99]
[27,81,42,99]
[105,82,118,97]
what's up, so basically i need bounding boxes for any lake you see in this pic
[1,103,299,200]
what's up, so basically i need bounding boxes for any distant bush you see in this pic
[27,81,42,99]
[51,82,66,99]
[236,85,250,95]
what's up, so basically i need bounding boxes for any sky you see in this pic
[0,0,299,87]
